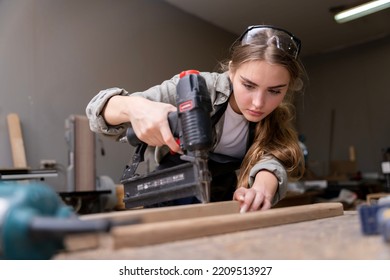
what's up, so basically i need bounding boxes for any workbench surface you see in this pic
[55,211,390,260]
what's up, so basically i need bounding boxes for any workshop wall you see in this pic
[0,0,235,191]
[1,0,388,191]
[298,35,390,178]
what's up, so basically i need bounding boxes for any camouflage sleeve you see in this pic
[248,157,288,206]
[85,87,130,140]
[85,76,180,140]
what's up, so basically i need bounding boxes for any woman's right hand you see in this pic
[103,95,181,153]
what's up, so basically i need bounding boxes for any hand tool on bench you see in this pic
[0,181,137,259]
[120,70,213,209]
[358,195,390,242]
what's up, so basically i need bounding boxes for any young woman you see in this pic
[86,25,307,213]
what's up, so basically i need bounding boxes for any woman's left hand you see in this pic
[233,170,278,213]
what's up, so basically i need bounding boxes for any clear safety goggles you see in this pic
[236,25,302,59]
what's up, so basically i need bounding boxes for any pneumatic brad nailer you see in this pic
[120,70,213,209]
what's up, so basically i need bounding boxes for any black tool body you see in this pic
[121,70,213,208]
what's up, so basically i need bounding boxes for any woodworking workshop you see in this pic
[0,0,389,274]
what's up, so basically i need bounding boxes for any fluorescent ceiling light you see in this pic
[334,0,390,23]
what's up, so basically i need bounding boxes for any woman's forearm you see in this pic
[103,95,142,126]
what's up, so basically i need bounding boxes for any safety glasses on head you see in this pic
[236,25,301,59]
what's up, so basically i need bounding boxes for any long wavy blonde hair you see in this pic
[222,28,308,187]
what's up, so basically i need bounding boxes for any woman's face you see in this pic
[229,60,290,123]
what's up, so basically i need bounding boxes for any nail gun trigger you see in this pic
[169,138,181,155]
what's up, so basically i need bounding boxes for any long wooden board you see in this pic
[111,202,343,248]
[81,200,240,224]
[6,113,27,168]
[65,201,239,252]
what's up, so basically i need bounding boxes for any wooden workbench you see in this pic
[54,207,390,260]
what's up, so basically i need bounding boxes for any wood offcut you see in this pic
[6,113,28,168]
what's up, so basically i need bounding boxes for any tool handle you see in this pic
[123,112,179,147]
[29,217,111,239]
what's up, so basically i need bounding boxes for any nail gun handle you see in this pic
[124,111,179,146]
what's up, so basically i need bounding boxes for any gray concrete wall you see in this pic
[298,35,390,177]
[0,0,235,191]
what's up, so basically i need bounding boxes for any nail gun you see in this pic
[120,70,213,209]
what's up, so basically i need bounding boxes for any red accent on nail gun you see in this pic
[170,138,181,155]
[179,100,193,112]
[179,70,200,78]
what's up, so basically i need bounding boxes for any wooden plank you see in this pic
[74,115,96,191]
[81,200,240,224]
[6,113,27,168]
[111,202,343,248]
[64,233,101,251]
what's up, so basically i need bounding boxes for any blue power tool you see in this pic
[358,196,390,241]
[0,181,114,260]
